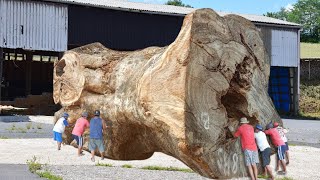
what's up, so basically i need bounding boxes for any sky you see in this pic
[128,0,298,15]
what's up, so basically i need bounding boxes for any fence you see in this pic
[300,58,320,80]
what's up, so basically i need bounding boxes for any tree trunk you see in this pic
[53,8,281,179]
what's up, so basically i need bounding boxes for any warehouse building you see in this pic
[0,0,301,114]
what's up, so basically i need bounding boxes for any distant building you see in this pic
[0,0,301,114]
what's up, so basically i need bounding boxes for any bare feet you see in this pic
[91,157,95,162]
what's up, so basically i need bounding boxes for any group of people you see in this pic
[234,117,289,180]
[52,110,107,162]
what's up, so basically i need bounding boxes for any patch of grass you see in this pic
[36,124,43,129]
[7,124,16,131]
[276,177,294,180]
[26,123,32,130]
[0,136,9,139]
[141,166,193,173]
[37,171,63,180]
[95,162,113,167]
[27,156,61,180]
[121,164,133,168]
[26,156,42,173]
[17,127,27,133]
[288,143,297,146]
[258,175,268,179]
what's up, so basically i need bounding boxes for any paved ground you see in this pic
[0,116,320,180]
[283,119,320,147]
[0,164,43,180]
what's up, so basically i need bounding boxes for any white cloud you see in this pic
[285,3,294,11]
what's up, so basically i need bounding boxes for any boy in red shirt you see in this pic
[72,112,90,156]
[264,122,287,174]
[234,117,259,180]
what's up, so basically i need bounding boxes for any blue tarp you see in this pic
[268,67,291,113]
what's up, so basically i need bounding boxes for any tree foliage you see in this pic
[265,0,320,43]
[165,0,193,8]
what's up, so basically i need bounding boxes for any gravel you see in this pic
[0,116,320,180]
[46,165,210,180]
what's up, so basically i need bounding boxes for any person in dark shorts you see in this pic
[72,112,90,156]
[254,125,274,180]
[89,110,107,162]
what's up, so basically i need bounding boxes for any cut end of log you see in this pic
[53,8,281,179]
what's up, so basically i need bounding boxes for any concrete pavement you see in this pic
[283,119,320,147]
[0,164,43,180]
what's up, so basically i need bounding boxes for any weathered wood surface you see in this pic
[53,8,281,179]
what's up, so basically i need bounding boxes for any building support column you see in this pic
[0,48,3,102]
[293,67,299,115]
[58,52,63,60]
[26,51,33,96]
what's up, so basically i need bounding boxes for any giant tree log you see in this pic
[53,8,281,179]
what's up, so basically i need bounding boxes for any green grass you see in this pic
[141,166,193,173]
[27,156,62,180]
[17,127,27,133]
[37,171,63,180]
[95,162,113,167]
[301,43,320,59]
[121,164,133,168]
[276,177,294,180]
[26,123,32,130]
[37,124,43,129]
[257,175,268,179]
[0,136,9,139]
[7,124,16,131]
[26,156,42,173]
[288,143,297,146]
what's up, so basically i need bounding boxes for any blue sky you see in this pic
[129,0,298,15]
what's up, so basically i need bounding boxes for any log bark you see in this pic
[53,8,281,179]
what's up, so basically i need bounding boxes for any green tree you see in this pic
[264,8,288,21]
[165,0,193,8]
[290,0,320,42]
[265,0,320,43]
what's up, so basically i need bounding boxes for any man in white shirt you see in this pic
[254,125,274,180]
[53,112,69,150]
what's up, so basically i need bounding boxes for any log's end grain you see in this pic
[53,8,281,179]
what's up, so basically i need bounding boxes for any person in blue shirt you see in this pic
[89,110,107,162]
[53,112,69,150]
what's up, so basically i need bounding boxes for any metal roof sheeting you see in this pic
[0,0,68,51]
[43,0,301,28]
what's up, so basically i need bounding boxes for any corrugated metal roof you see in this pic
[43,0,301,28]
